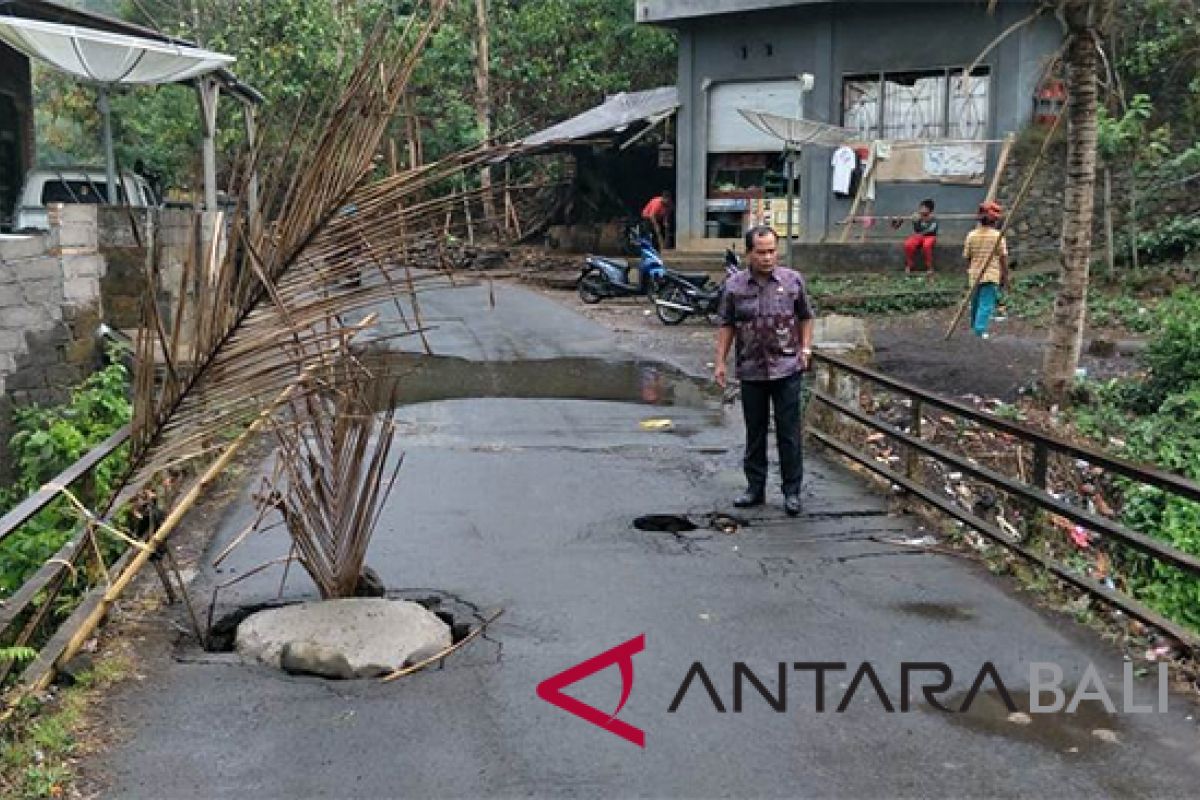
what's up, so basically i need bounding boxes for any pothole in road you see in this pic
[928,688,1126,756]
[634,512,745,535]
[893,601,976,622]
[201,590,482,680]
[355,350,722,413]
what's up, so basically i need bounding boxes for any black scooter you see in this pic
[653,249,740,325]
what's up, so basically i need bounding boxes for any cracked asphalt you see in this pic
[91,283,1200,799]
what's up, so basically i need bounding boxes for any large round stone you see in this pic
[235,598,451,679]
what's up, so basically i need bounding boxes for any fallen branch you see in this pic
[380,608,504,682]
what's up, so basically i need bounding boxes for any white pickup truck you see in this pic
[13,167,159,231]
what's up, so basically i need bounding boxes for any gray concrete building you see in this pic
[637,0,1062,249]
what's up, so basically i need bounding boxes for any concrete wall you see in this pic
[0,206,107,483]
[667,1,1061,247]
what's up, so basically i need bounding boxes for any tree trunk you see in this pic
[1043,3,1101,403]
[473,0,497,226]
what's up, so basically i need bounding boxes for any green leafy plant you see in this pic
[0,349,132,596]
[0,646,36,666]
[1069,292,1200,632]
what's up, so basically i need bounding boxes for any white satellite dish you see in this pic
[0,16,234,202]
[736,109,856,148]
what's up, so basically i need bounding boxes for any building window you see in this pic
[842,67,990,141]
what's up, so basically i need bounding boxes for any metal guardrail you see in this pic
[808,351,1200,651]
[0,425,134,686]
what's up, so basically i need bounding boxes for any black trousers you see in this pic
[740,372,804,496]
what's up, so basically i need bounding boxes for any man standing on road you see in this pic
[714,225,815,516]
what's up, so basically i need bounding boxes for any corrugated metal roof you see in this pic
[521,86,678,148]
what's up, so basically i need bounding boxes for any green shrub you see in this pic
[1127,216,1200,264]
[1112,389,1200,631]
[0,350,131,596]
[1137,288,1200,409]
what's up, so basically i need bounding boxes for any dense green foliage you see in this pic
[1071,289,1200,631]
[0,353,131,595]
[1102,2,1200,265]
[1113,0,1200,142]
[36,1,676,188]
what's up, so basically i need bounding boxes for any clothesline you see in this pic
[835,213,998,224]
[855,138,1007,148]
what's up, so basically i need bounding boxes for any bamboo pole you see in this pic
[839,144,876,243]
[30,362,323,692]
[986,132,1016,203]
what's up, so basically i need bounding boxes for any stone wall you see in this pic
[995,130,1200,268]
[0,205,106,484]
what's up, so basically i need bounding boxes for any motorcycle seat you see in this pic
[674,272,711,289]
[588,255,628,270]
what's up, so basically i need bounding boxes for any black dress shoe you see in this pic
[784,494,802,516]
[733,490,765,508]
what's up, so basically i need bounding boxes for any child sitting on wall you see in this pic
[892,199,939,275]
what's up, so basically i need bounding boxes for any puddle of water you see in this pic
[931,688,1124,755]
[357,351,721,412]
[893,601,976,622]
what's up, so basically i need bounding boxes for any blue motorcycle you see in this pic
[577,232,668,304]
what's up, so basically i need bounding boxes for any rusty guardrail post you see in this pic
[1032,442,1049,490]
[905,398,923,481]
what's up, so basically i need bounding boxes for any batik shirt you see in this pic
[717,267,814,381]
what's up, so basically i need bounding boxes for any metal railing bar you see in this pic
[811,388,1200,576]
[808,427,1200,651]
[0,479,148,639]
[0,425,132,545]
[813,353,1200,504]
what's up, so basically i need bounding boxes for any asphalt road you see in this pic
[94,283,1200,799]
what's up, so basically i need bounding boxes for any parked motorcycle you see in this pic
[653,248,741,325]
[577,232,667,304]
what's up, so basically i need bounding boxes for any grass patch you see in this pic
[0,652,132,800]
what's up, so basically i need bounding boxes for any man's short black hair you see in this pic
[744,224,778,251]
[920,198,935,212]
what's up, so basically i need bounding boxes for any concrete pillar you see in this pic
[196,77,221,211]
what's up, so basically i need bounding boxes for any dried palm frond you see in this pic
[264,355,402,600]
[126,1,456,481]
[25,0,570,688]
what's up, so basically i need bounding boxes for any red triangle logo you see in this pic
[536,634,646,748]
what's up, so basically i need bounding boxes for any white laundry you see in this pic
[830,146,856,195]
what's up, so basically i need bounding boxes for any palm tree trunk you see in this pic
[1043,2,1100,402]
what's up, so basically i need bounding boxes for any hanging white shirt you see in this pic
[830,146,857,196]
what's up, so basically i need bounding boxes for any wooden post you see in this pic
[986,132,1016,204]
[473,0,496,225]
[1103,166,1115,280]
[905,399,923,481]
[462,178,475,245]
[840,144,876,243]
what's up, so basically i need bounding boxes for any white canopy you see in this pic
[0,16,233,85]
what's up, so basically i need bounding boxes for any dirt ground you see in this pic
[526,277,1144,402]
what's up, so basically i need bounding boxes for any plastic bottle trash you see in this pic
[639,418,673,431]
